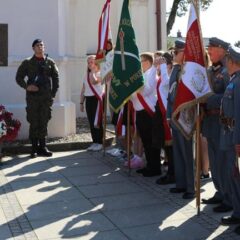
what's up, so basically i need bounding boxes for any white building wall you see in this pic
[0,0,76,139]
[0,0,166,139]
[71,0,167,117]
[161,0,167,50]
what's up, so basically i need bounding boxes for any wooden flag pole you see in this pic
[196,103,201,215]
[192,0,202,216]
[103,83,108,156]
[127,101,132,176]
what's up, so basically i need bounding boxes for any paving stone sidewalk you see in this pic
[0,150,239,240]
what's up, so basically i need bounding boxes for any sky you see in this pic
[166,0,240,45]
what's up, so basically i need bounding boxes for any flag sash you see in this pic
[136,93,154,117]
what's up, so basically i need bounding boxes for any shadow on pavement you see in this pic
[0,151,238,239]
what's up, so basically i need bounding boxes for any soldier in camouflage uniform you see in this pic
[202,38,232,213]
[16,39,59,158]
[219,46,240,231]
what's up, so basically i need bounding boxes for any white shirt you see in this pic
[83,71,103,97]
[131,66,158,111]
[158,63,170,109]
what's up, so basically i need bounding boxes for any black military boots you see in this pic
[30,138,52,158]
[37,138,52,157]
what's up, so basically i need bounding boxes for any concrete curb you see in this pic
[2,137,114,154]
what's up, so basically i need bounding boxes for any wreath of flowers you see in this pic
[0,105,21,143]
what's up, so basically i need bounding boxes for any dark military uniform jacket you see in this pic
[220,71,240,150]
[202,62,229,138]
[16,55,59,97]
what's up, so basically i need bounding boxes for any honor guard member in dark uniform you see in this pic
[219,46,240,232]
[16,39,59,158]
[167,40,195,199]
[202,37,232,212]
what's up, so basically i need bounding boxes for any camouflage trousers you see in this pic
[26,93,53,139]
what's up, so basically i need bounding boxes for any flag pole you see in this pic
[103,82,108,156]
[127,101,132,176]
[192,0,201,216]
[196,103,201,215]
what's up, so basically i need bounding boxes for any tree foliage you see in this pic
[235,41,240,48]
[167,0,213,35]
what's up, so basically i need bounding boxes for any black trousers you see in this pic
[165,145,174,176]
[152,104,165,149]
[85,96,103,144]
[136,110,161,171]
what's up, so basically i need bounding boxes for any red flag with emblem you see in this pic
[172,3,212,139]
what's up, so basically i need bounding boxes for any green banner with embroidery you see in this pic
[109,0,144,112]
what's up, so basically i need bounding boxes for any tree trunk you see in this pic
[167,0,182,36]
[0,143,2,161]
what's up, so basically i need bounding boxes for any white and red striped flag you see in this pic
[157,64,172,145]
[172,3,212,139]
[96,0,112,62]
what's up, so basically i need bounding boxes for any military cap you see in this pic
[227,45,240,62]
[32,39,43,47]
[207,37,229,50]
[174,39,185,49]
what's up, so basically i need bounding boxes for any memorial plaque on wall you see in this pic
[0,24,8,66]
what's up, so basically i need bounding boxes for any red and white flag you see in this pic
[96,0,112,62]
[172,3,212,139]
[116,101,136,137]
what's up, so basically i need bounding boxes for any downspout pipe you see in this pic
[156,0,162,50]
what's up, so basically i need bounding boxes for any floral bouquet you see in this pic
[0,105,21,143]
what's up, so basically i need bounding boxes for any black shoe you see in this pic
[221,216,240,225]
[37,147,53,157]
[136,167,147,174]
[38,138,53,157]
[213,204,233,213]
[234,225,240,235]
[169,187,186,193]
[142,170,161,177]
[156,175,175,185]
[182,192,195,199]
[30,152,37,158]
[200,173,210,180]
[202,196,222,205]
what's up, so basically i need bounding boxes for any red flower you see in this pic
[0,105,21,143]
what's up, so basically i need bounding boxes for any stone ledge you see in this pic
[2,137,114,155]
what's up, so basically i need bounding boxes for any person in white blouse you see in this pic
[80,55,103,151]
